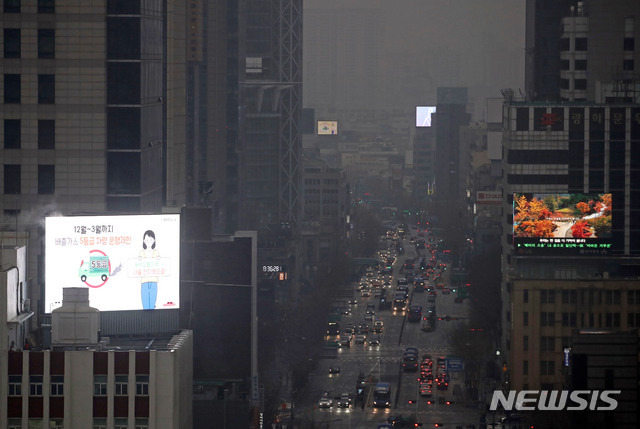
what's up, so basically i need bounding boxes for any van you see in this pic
[79,255,110,282]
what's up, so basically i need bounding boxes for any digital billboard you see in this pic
[318,120,338,135]
[513,193,612,254]
[45,214,180,312]
[416,106,436,127]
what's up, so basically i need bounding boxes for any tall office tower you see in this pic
[184,0,240,233]
[237,0,303,232]
[432,88,471,246]
[525,0,640,101]
[505,6,640,427]
[0,1,191,317]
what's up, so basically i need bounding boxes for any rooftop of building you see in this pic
[46,330,192,353]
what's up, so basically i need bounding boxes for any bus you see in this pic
[373,382,391,408]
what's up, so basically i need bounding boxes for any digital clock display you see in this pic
[262,265,283,273]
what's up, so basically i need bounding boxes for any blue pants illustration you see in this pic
[141,282,158,309]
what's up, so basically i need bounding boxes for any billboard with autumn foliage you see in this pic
[513,193,612,254]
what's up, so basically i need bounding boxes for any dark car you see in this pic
[329,366,341,374]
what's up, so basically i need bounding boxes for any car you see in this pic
[361,288,371,297]
[368,335,381,346]
[442,288,451,295]
[349,297,358,305]
[318,394,333,408]
[355,333,367,344]
[419,384,432,397]
[329,366,341,374]
[337,393,352,408]
[340,335,352,347]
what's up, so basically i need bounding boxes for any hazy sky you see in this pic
[303,0,525,121]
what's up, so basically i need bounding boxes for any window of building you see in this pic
[562,290,577,304]
[135,419,149,429]
[38,74,55,104]
[38,29,55,59]
[574,59,587,70]
[574,79,587,90]
[94,375,107,396]
[4,28,20,58]
[523,335,529,351]
[523,360,528,376]
[4,74,21,103]
[628,313,640,328]
[540,360,555,376]
[562,312,577,327]
[540,312,554,327]
[3,0,20,13]
[38,165,55,194]
[38,119,55,149]
[50,375,64,396]
[560,59,570,70]
[29,375,43,396]
[523,289,528,303]
[561,336,571,349]
[93,419,107,429]
[136,375,149,396]
[628,290,640,305]
[115,419,128,429]
[516,108,529,131]
[540,336,555,352]
[38,0,54,13]
[541,289,555,304]
[589,312,594,327]
[624,37,635,51]
[605,290,621,305]
[49,419,63,429]
[523,311,528,326]
[8,375,21,396]
[560,37,570,51]
[7,419,22,429]
[4,164,21,194]
[605,312,621,328]
[115,375,128,396]
[623,59,634,71]
[4,119,20,149]
[575,37,588,51]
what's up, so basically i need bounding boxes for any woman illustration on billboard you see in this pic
[140,230,160,309]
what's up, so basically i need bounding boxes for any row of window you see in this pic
[3,164,55,195]
[523,288,640,305]
[522,360,555,376]
[523,336,557,352]
[303,179,339,185]
[7,375,148,397]
[522,311,632,328]
[4,29,55,59]
[3,0,55,14]
[7,419,148,429]
[4,119,55,150]
[561,37,637,53]
[4,74,55,104]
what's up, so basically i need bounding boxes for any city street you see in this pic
[290,231,483,429]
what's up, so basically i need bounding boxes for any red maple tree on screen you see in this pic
[513,195,556,238]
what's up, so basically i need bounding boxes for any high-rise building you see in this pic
[237,0,303,232]
[503,6,640,424]
[525,0,640,102]
[0,1,189,317]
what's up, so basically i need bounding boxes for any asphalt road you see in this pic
[291,234,483,429]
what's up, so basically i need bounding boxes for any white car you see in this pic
[318,395,333,408]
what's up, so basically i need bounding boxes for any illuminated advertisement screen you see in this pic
[318,120,338,135]
[45,214,180,312]
[416,106,436,127]
[513,193,612,254]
